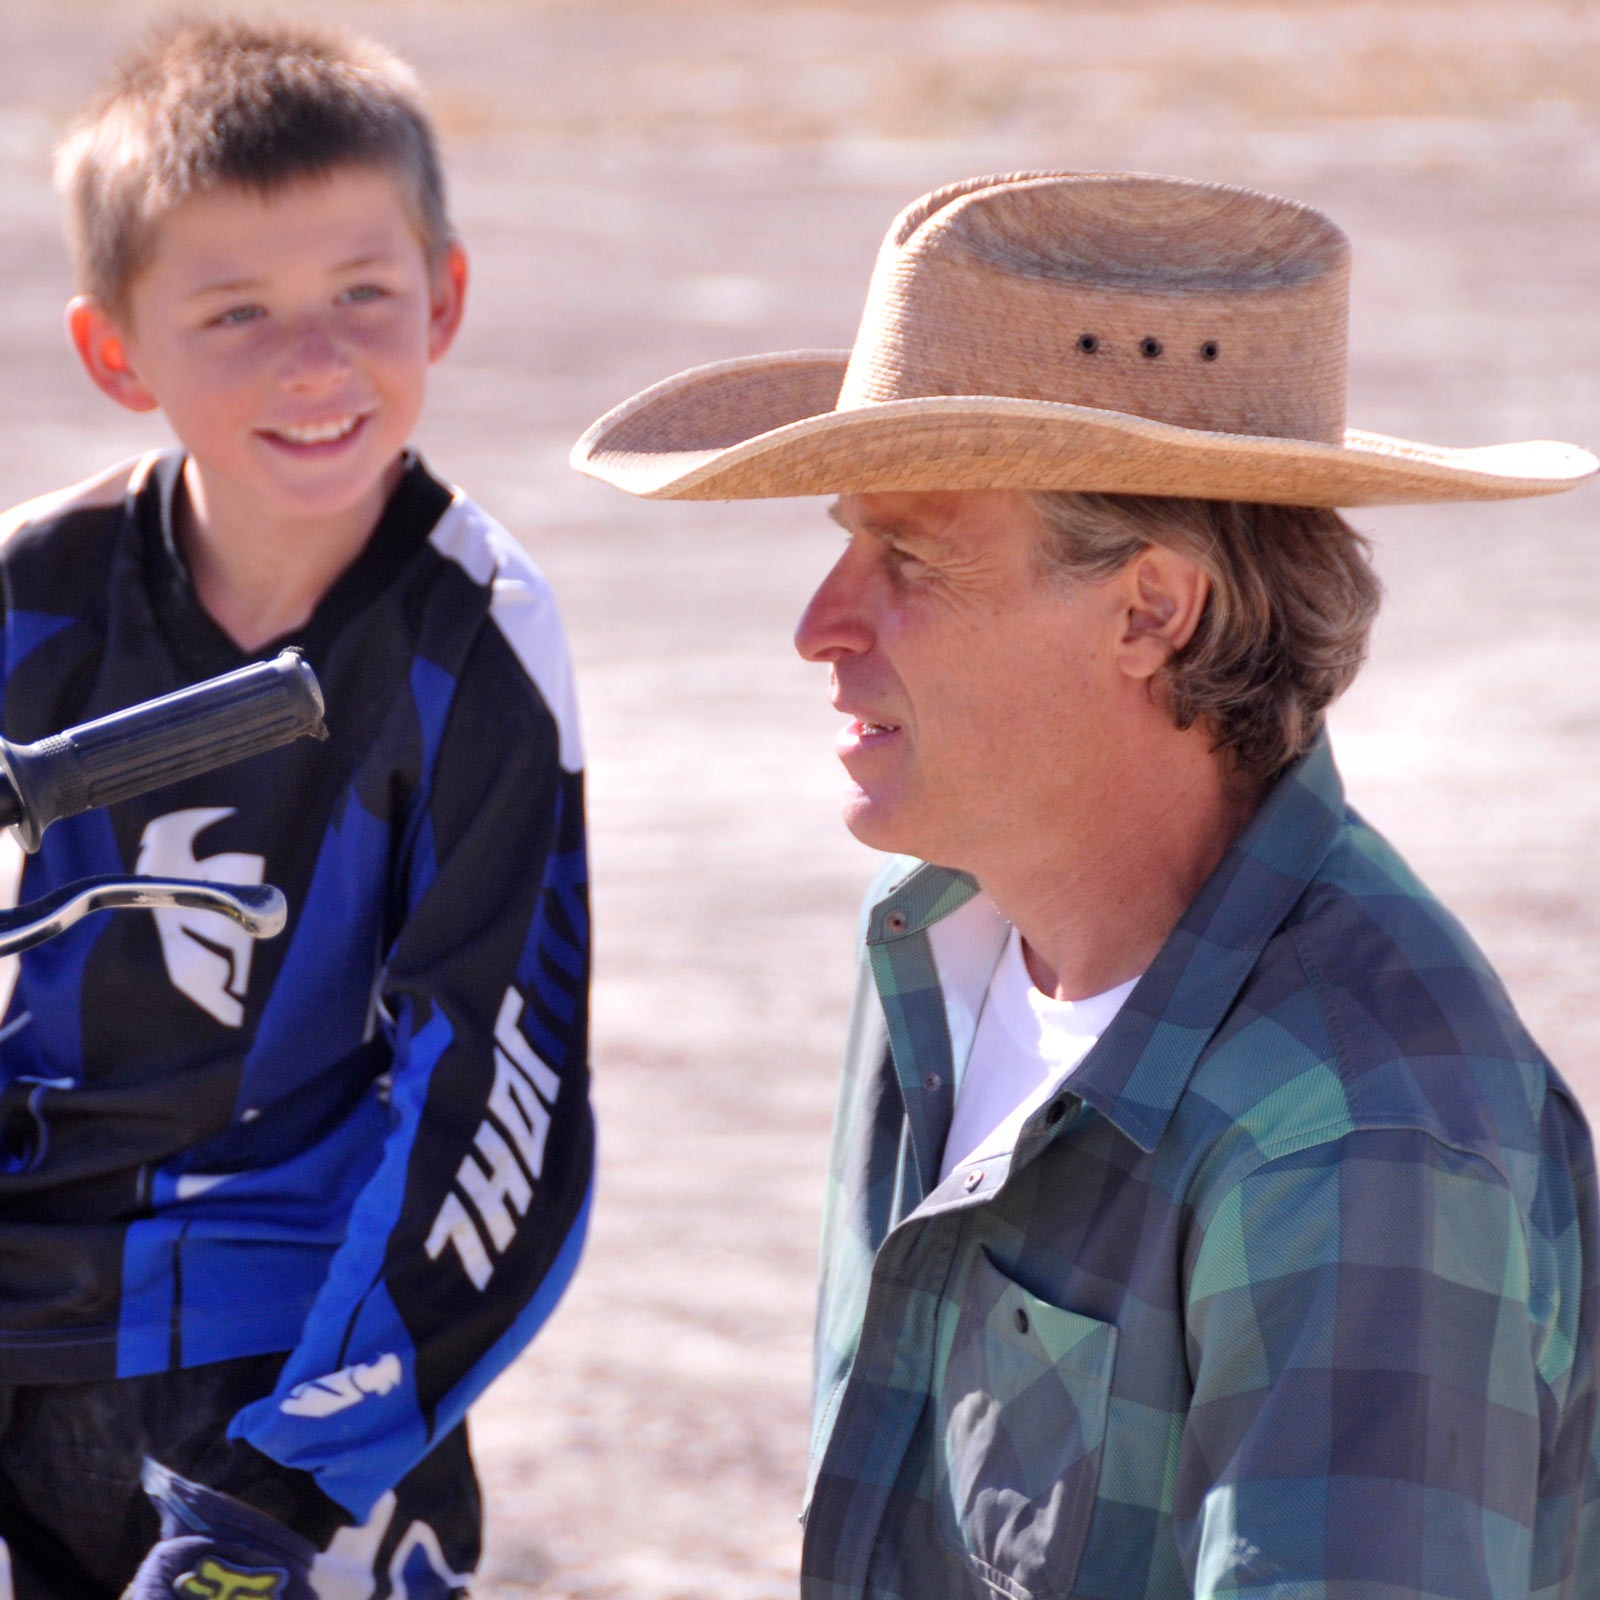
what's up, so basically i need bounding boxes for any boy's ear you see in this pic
[1113,545,1210,682]
[66,297,159,413]
[426,242,469,363]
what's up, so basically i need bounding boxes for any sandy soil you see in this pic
[0,2,1596,1594]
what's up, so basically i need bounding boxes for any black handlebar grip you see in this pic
[0,650,327,851]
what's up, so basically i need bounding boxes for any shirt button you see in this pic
[922,1073,942,1093]
[1013,1306,1030,1336]
[964,1168,983,1191]
[885,911,909,934]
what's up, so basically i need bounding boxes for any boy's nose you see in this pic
[281,318,353,388]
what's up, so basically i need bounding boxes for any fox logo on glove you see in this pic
[137,808,267,1028]
[174,1557,286,1600]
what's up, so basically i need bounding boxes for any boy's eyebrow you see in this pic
[330,250,406,271]
[181,250,409,301]
[183,276,266,300]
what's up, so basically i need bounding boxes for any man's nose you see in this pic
[795,551,874,662]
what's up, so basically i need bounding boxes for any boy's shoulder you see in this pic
[0,453,156,551]
[426,484,583,775]
[427,481,547,593]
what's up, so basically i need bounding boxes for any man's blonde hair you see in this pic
[55,16,452,316]
[1028,492,1381,785]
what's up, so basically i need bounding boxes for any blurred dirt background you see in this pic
[0,1,1596,1594]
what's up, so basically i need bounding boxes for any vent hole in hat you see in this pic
[1201,341,1220,361]
[1077,333,1100,354]
[1140,337,1162,359]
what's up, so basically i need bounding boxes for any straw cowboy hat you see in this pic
[572,171,1597,507]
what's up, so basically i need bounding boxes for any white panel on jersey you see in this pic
[280,1352,402,1418]
[0,452,154,547]
[428,497,584,773]
[136,807,266,1028]
[0,828,23,1025]
[312,1490,475,1599]
[173,1172,233,1200]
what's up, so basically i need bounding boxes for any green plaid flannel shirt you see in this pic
[803,737,1600,1600]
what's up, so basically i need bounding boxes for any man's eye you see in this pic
[890,549,930,580]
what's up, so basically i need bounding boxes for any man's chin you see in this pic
[840,791,923,859]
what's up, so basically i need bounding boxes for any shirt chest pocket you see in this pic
[932,1249,1118,1600]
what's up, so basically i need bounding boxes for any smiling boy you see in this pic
[69,168,467,653]
[0,21,591,1599]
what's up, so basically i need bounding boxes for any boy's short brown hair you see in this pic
[56,16,452,317]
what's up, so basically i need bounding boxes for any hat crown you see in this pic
[838,173,1353,444]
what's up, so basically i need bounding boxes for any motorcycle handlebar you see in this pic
[0,650,327,852]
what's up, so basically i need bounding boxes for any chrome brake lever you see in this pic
[0,876,287,957]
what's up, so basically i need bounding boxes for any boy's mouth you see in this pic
[260,413,366,447]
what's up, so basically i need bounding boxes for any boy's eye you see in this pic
[212,304,263,327]
[340,284,388,305]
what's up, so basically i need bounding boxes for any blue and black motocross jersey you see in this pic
[0,451,592,1525]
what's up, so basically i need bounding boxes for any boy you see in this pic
[0,19,592,1599]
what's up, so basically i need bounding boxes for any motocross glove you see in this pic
[120,1459,320,1600]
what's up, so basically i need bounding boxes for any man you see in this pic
[574,173,1600,1597]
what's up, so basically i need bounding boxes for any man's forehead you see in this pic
[827,490,1008,545]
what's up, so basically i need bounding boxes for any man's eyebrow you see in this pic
[825,503,930,544]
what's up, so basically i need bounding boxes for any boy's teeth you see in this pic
[275,415,358,444]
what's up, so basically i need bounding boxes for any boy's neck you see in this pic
[176,454,404,654]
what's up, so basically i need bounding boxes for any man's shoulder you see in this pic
[0,453,154,555]
[1297,806,1536,1069]
[1193,805,1566,1184]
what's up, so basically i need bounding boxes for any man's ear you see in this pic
[1115,545,1210,681]
[426,241,469,363]
[66,297,159,413]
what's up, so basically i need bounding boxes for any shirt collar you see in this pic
[135,448,452,681]
[864,736,1347,1156]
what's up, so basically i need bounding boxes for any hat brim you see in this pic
[572,351,1598,507]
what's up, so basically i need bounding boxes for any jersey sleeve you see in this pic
[1177,1119,1598,1599]
[223,590,594,1525]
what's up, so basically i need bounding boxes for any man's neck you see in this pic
[978,733,1264,1003]
[176,456,401,653]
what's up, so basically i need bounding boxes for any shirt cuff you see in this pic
[198,1436,352,1549]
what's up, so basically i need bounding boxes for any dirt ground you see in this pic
[0,1,1596,1594]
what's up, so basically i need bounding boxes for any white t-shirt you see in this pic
[938,925,1139,1183]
